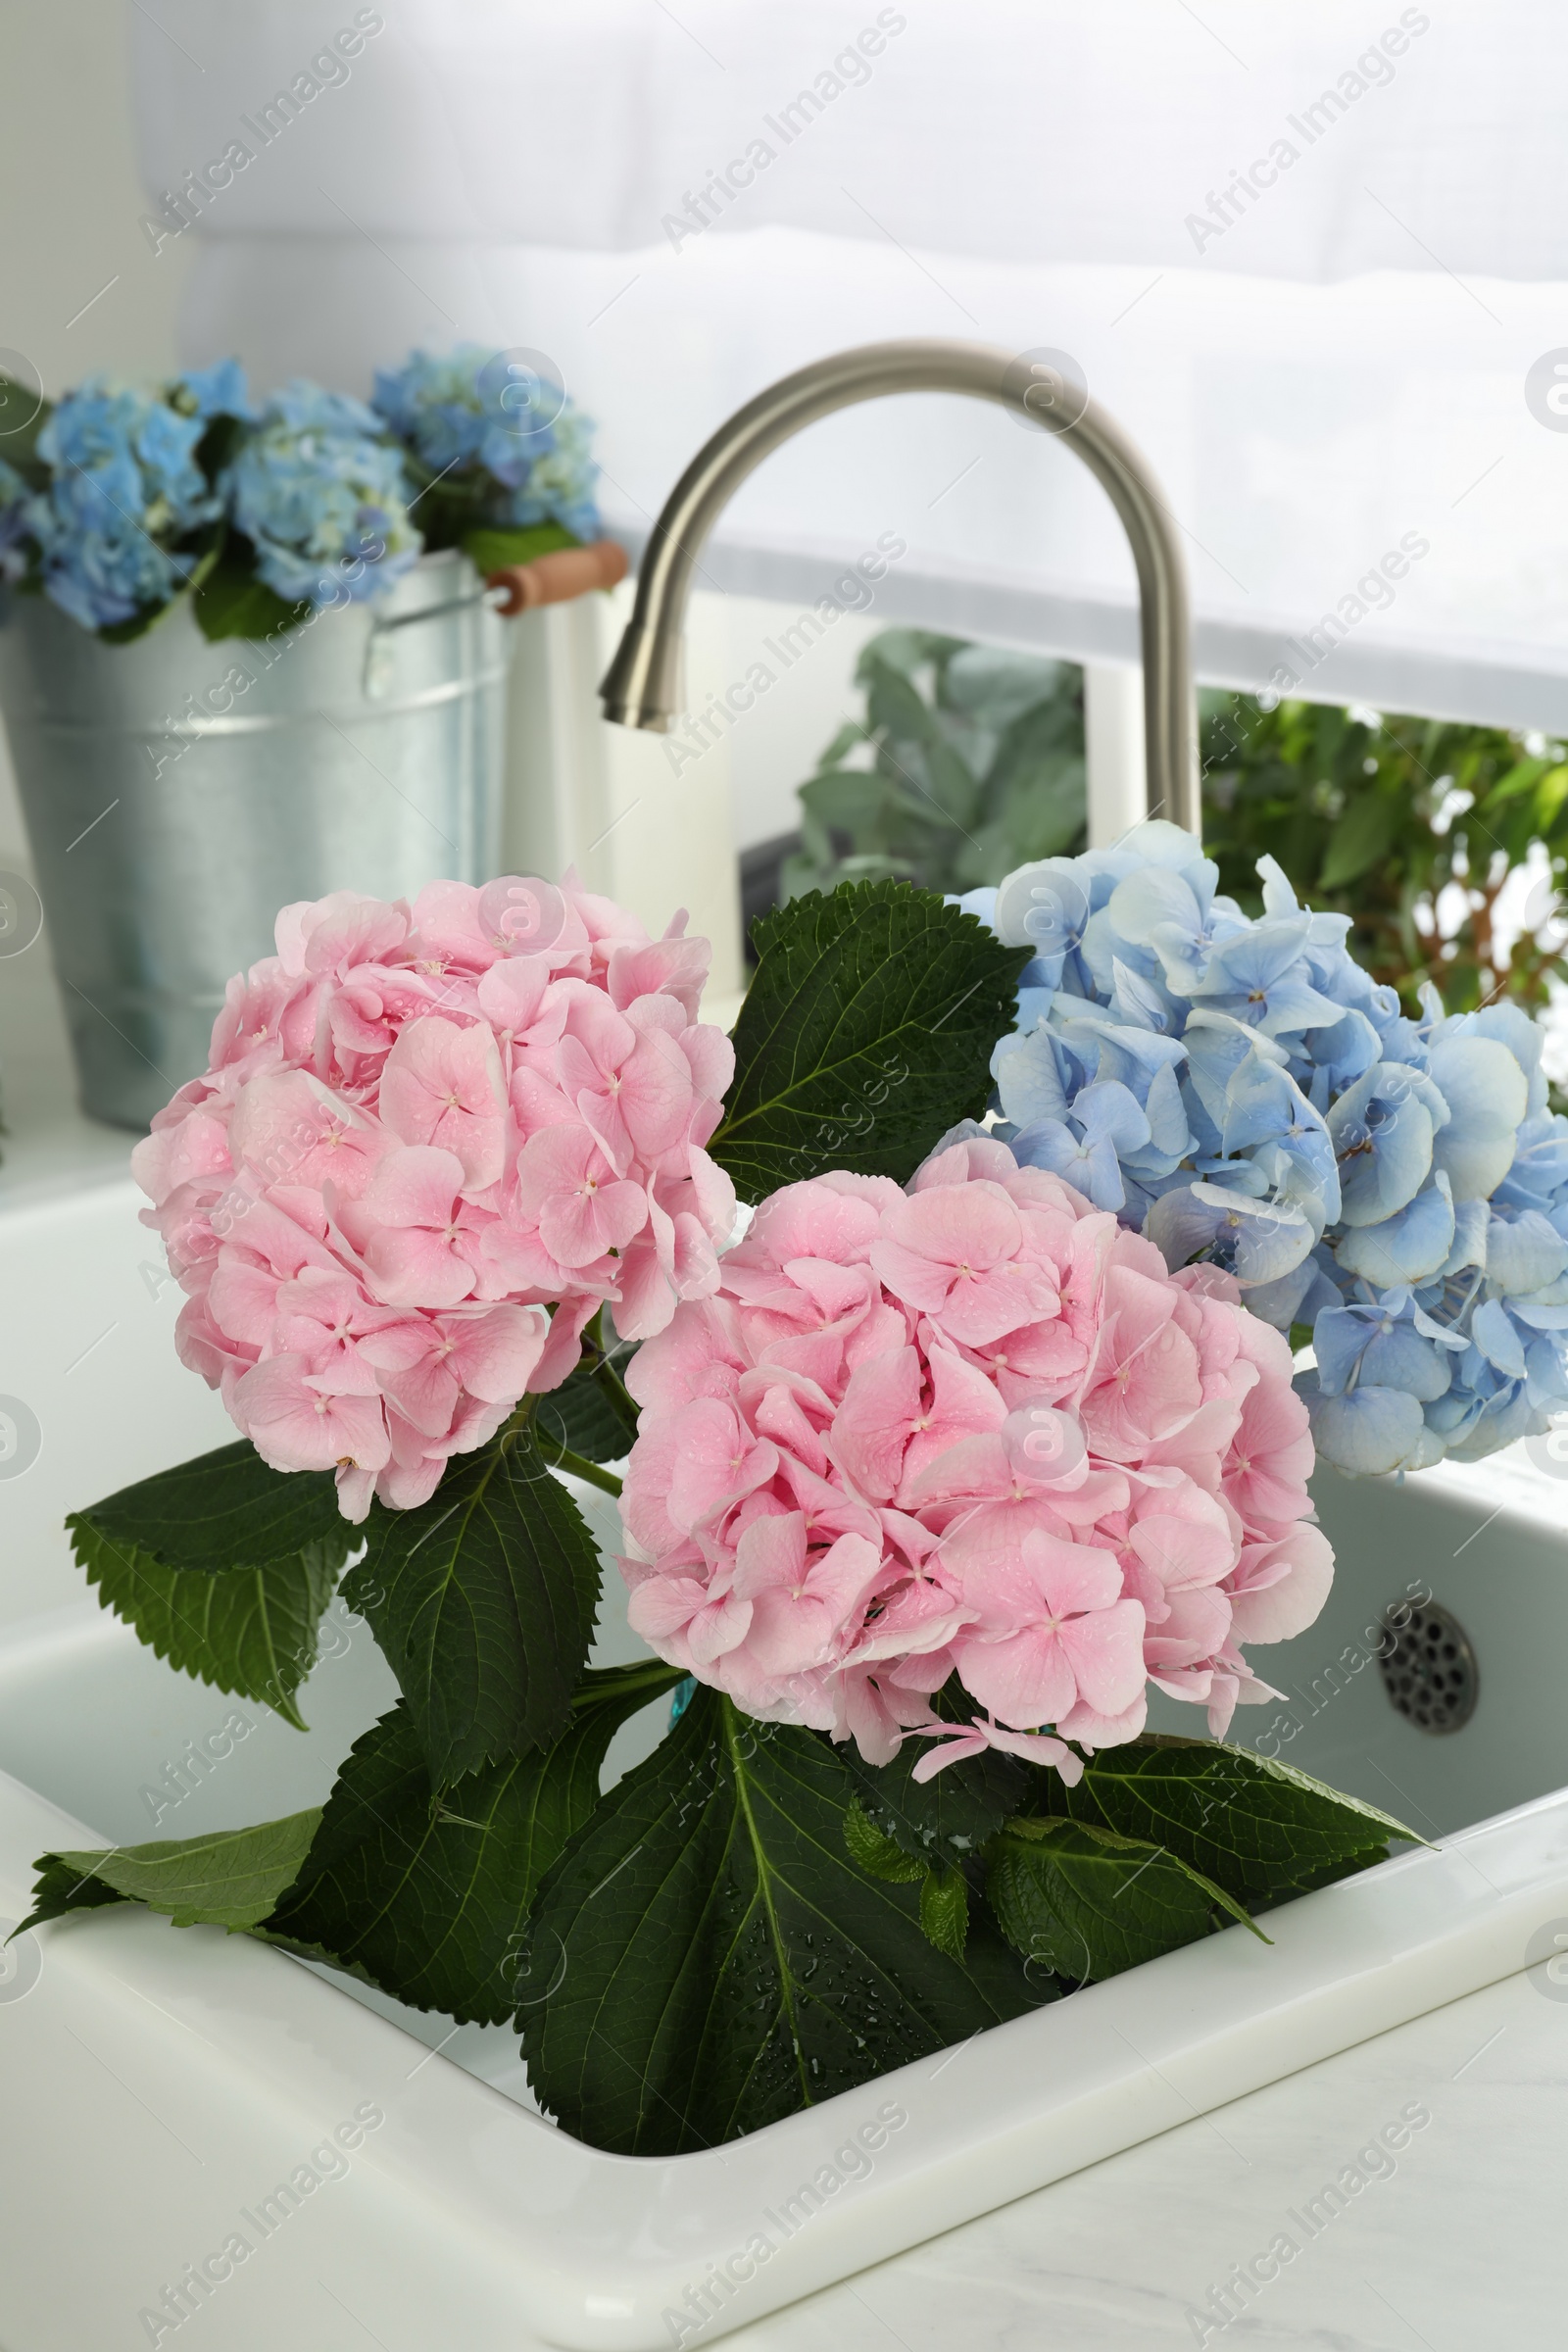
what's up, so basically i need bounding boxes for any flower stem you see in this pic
[537,1433,623,1498]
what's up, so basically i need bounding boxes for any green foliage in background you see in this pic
[782,630,1086,902]
[1201,693,1568,1017]
[789,629,1568,1021]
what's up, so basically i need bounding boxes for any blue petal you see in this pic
[1336,1173,1455,1286]
[1329,1064,1438,1226]
[1074,1079,1152,1156]
[1105,864,1206,949]
[1485,1209,1568,1297]
[992,859,1088,953]
[1147,1179,1312,1286]
[1426,1035,1530,1202]
[1220,1053,1299,1154]
[1244,1250,1342,1331]
[992,1026,1071,1126]
[1190,914,1312,1000]
[1142,1060,1193,1158]
[1303,1379,1432,1476]
[1472,1298,1529,1379]
[1182,1011,1287,1134]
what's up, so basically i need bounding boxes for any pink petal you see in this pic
[831,1348,923,1501]
[362,1144,466,1233]
[540,1174,648,1269]
[527,1295,600,1394]
[1057,1598,1149,1714]
[232,1356,390,1474]
[380,1016,507,1189]
[956,1626,1078,1730]
[732,1509,808,1599]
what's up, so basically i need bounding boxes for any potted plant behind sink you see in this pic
[0,350,625,1134]
[12,850,1463,2165]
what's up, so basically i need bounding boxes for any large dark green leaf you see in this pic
[842,1731,1030,1867]
[71,1517,342,1730]
[20,1813,322,1936]
[68,1442,352,1729]
[711,880,1027,1200]
[534,1346,639,1464]
[342,1420,602,1788]
[266,1664,677,2022]
[519,1691,1048,2154]
[76,1441,346,1574]
[985,1816,1261,1983]
[1060,1734,1414,1903]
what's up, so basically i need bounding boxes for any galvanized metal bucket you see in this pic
[0,549,506,1130]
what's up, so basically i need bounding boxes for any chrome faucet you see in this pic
[599,338,1200,835]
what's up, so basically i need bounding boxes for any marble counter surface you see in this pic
[728,1963,1567,2351]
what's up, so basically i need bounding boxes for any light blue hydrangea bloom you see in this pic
[6,365,254,630]
[978,822,1568,1475]
[370,344,601,541]
[221,381,420,609]
[23,374,230,629]
[176,357,256,422]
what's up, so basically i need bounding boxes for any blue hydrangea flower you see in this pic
[370,344,601,542]
[7,366,254,630]
[175,358,256,421]
[23,374,224,629]
[978,821,1568,1475]
[221,381,420,609]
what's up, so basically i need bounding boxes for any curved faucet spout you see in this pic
[599,338,1199,835]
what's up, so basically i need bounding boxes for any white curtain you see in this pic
[131,0,1568,725]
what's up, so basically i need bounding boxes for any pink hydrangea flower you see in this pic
[619,1134,1328,1778]
[133,875,735,1519]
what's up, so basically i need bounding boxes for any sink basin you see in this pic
[3,1174,1566,2350]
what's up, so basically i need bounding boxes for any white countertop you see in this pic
[728,1962,1566,2351]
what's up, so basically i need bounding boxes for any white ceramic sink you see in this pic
[3,1173,1567,2351]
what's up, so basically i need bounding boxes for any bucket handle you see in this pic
[362,538,629,696]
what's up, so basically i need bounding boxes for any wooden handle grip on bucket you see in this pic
[486,538,629,615]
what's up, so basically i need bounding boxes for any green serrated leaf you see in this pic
[986,1816,1263,1982]
[919,1863,969,1960]
[843,1797,926,1883]
[70,1517,344,1732]
[342,1418,601,1788]
[519,1692,1050,2153]
[713,880,1027,1200]
[263,1666,674,2022]
[459,522,581,574]
[20,1813,322,1936]
[1063,1733,1415,1902]
[78,1441,346,1575]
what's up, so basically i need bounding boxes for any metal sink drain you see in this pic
[1378,1598,1478,1734]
